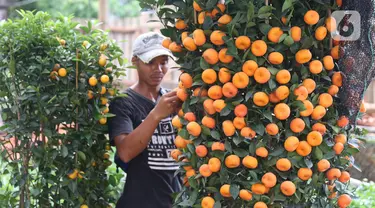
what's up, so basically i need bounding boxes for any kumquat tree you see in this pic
[138,0,368,207]
[0,11,126,207]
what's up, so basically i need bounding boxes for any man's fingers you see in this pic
[164,91,177,97]
[164,95,180,102]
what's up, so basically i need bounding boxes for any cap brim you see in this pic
[137,48,175,64]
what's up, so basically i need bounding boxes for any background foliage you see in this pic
[0,10,126,207]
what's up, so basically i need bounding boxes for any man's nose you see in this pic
[153,63,163,72]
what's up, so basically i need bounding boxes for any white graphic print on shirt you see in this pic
[144,116,179,170]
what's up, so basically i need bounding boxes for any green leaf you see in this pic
[247,2,255,21]
[323,151,336,160]
[61,145,68,158]
[258,6,274,15]
[203,16,214,30]
[233,148,248,157]
[251,122,265,136]
[211,130,221,140]
[269,147,285,156]
[229,184,240,199]
[259,23,272,36]
[214,201,222,208]
[301,37,314,49]
[225,140,232,153]
[178,129,189,139]
[200,57,210,69]
[313,147,323,160]
[304,158,313,168]
[202,126,211,136]
[282,0,295,12]
[78,151,86,161]
[233,136,244,146]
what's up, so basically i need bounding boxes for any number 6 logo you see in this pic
[331,11,361,41]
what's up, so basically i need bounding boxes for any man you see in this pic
[108,32,182,208]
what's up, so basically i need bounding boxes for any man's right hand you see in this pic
[151,91,181,121]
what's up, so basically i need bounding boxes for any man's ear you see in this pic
[131,56,138,65]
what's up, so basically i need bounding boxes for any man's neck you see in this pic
[130,82,161,102]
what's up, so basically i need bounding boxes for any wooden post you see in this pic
[0,0,8,20]
[98,0,108,29]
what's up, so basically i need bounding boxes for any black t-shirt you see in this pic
[108,88,182,208]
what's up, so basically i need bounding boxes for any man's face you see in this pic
[133,55,169,86]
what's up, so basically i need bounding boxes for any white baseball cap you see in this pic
[132,32,174,64]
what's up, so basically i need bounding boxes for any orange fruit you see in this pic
[171,149,182,161]
[180,73,193,88]
[251,183,266,195]
[360,101,366,113]
[312,123,327,135]
[218,48,234,63]
[269,92,281,103]
[262,172,277,188]
[254,67,271,84]
[335,134,347,144]
[193,87,208,97]
[296,141,312,156]
[235,36,251,50]
[307,131,323,146]
[223,120,236,136]
[201,196,215,208]
[300,100,314,117]
[333,142,344,155]
[219,67,231,84]
[256,147,268,158]
[213,99,226,112]
[302,78,316,94]
[208,157,221,172]
[174,135,187,148]
[181,31,189,42]
[169,42,182,52]
[212,142,225,151]
[239,189,252,201]
[183,37,197,51]
[337,116,349,128]
[253,92,270,107]
[323,55,335,71]
[220,184,231,197]
[177,88,188,101]
[309,60,323,74]
[280,181,296,196]
[225,154,240,168]
[232,72,249,89]
[199,164,213,177]
[254,202,268,208]
[266,123,279,136]
[276,69,291,84]
[234,104,248,117]
[195,145,208,157]
[218,14,232,25]
[290,118,305,133]
[187,121,202,137]
[242,155,258,169]
[295,49,312,64]
[212,3,225,16]
[242,60,258,76]
[222,82,238,98]
[197,12,207,25]
[276,158,292,171]
[326,168,342,180]
[336,0,342,7]
[193,29,206,46]
[208,85,223,99]
[298,168,313,181]
[318,93,333,108]
[203,99,216,115]
[233,117,246,130]
[281,16,287,24]
[274,103,290,120]
[275,85,290,100]
[294,86,309,101]
[241,127,256,139]
[339,171,351,183]
[202,69,217,84]
[328,85,339,96]
[304,10,320,25]
[202,116,216,129]
[193,1,202,12]
[184,112,196,122]
[186,168,196,178]
[290,26,302,42]
[331,45,340,60]
[268,52,284,65]
[268,27,284,43]
[182,158,192,171]
[326,16,337,32]
[162,38,172,49]
[284,136,300,152]
[311,105,326,120]
[210,30,226,46]
[202,48,219,65]
[317,159,331,172]
[251,40,267,57]
[175,19,187,30]
[337,194,352,208]
[315,26,327,41]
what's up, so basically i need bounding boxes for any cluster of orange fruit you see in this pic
[165,0,360,208]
